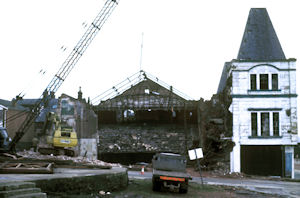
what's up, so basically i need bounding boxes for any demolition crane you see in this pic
[6,0,119,152]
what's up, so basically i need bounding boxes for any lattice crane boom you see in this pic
[8,0,119,151]
[47,0,118,93]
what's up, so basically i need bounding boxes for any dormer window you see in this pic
[249,73,279,91]
[259,74,268,90]
[272,74,278,90]
[250,74,257,90]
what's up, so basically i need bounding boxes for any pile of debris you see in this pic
[0,150,123,175]
[210,162,230,176]
[98,124,192,154]
[199,94,234,170]
[5,150,122,169]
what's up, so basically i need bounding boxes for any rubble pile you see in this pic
[200,94,234,170]
[211,162,230,176]
[17,150,120,168]
[98,124,193,154]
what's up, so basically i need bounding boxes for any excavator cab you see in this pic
[41,112,78,156]
[52,125,78,148]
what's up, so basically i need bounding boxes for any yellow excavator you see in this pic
[38,112,78,156]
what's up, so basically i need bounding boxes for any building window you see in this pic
[273,112,279,136]
[0,110,3,127]
[250,74,257,90]
[260,74,268,90]
[251,112,257,136]
[250,74,279,91]
[0,109,6,128]
[250,111,280,137]
[261,112,270,136]
[61,100,74,115]
[123,109,135,122]
[272,74,278,90]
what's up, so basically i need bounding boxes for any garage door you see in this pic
[241,145,283,176]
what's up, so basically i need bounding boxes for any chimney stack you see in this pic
[78,86,83,101]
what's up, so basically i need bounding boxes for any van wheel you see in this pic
[152,179,161,192]
[179,183,188,194]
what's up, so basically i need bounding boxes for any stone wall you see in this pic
[98,124,195,155]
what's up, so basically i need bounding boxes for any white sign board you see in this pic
[188,148,203,160]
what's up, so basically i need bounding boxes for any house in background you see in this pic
[0,89,98,159]
[0,98,35,150]
[0,104,7,128]
[218,8,298,178]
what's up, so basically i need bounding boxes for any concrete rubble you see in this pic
[98,124,193,154]
[197,95,234,171]
[16,150,121,168]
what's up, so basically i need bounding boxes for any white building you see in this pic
[218,8,298,178]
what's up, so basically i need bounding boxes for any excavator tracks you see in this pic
[38,147,75,157]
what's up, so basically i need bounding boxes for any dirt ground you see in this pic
[112,179,282,198]
[48,178,283,198]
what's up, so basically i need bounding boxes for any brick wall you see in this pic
[6,109,35,150]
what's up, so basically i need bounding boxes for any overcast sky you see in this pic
[0,0,300,103]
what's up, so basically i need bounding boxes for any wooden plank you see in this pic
[0,162,54,174]
[1,153,17,159]
[0,162,8,169]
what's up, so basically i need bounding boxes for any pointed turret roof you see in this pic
[237,8,286,61]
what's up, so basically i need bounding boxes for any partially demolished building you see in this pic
[93,71,199,164]
[218,8,298,178]
[55,92,98,159]
[0,90,98,159]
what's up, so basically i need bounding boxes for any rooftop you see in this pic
[237,8,286,61]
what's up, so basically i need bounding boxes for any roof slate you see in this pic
[0,99,28,111]
[237,8,286,61]
[0,98,58,122]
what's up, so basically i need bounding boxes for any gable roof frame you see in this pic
[92,70,195,111]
